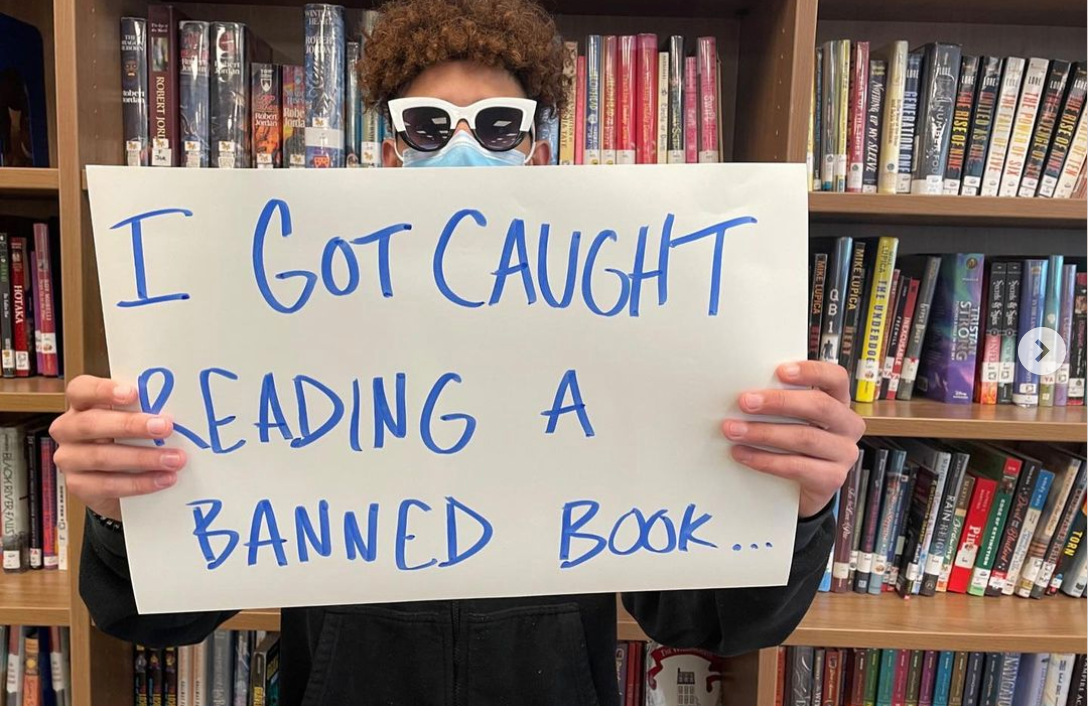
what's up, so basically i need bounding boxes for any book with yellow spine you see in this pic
[855,237,900,402]
[874,42,908,194]
[835,38,851,192]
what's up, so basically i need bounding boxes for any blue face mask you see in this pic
[401,131,531,168]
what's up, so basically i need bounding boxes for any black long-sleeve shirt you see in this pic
[81,505,833,706]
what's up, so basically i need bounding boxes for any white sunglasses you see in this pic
[387,97,538,153]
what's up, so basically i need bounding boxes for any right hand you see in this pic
[50,375,187,522]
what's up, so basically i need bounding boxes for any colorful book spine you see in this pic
[1005,468,1056,595]
[683,57,698,164]
[835,39,851,191]
[847,41,870,192]
[877,649,898,706]
[656,51,669,164]
[876,42,908,194]
[209,22,249,169]
[961,57,1003,195]
[944,56,979,194]
[178,21,210,168]
[1055,264,1078,406]
[897,256,941,401]
[575,54,586,165]
[697,37,718,163]
[32,224,57,377]
[1019,60,1072,196]
[912,43,962,194]
[120,17,151,166]
[148,5,181,166]
[987,455,1040,595]
[998,262,1023,405]
[1017,452,1080,596]
[967,446,1022,596]
[855,238,900,402]
[947,474,997,593]
[618,36,637,165]
[1038,64,1088,198]
[886,277,920,399]
[1039,256,1065,406]
[40,437,57,570]
[933,652,955,706]
[585,35,602,165]
[917,254,986,404]
[558,42,577,166]
[344,41,361,167]
[821,41,838,191]
[666,35,684,164]
[978,261,1007,405]
[635,34,657,164]
[10,239,29,377]
[981,57,1026,196]
[938,470,976,592]
[281,65,306,169]
[1054,111,1088,198]
[999,57,1049,196]
[896,51,922,193]
[1035,472,1087,597]
[1070,272,1087,406]
[1048,487,1085,593]
[251,63,282,169]
[304,3,345,168]
[863,59,887,193]
[601,35,618,165]
[924,454,968,595]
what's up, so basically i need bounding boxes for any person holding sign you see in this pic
[54,0,865,704]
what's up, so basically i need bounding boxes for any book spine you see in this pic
[666,36,684,164]
[938,470,975,591]
[896,51,922,193]
[1019,61,1072,196]
[281,66,306,169]
[148,648,163,706]
[948,475,997,593]
[933,652,955,706]
[897,256,941,401]
[1040,654,1076,706]
[697,37,718,163]
[233,632,252,706]
[969,454,1021,596]
[998,262,1023,404]
[1054,111,1088,197]
[835,39,850,190]
[210,631,232,706]
[847,42,869,192]
[0,233,12,378]
[40,437,56,570]
[987,460,1039,595]
[1055,264,1078,406]
[886,277,920,399]
[55,453,67,571]
[944,56,979,194]
[996,654,1021,706]
[870,456,905,594]
[877,42,908,193]
[1018,460,1079,596]
[887,458,916,590]
[813,649,826,706]
[10,239,29,377]
[1012,654,1050,706]
[178,646,191,706]
[584,35,602,165]
[1035,473,1087,597]
[978,262,1007,404]
[906,650,925,706]
[32,225,57,376]
[913,454,950,595]
[892,651,911,706]
[821,41,837,191]
[252,64,282,169]
[25,430,40,571]
[981,57,1026,196]
[863,60,887,192]
[683,57,698,163]
[855,238,899,402]
[1040,256,1065,406]
[896,468,935,596]
[913,44,961,194]
[358,11,382,168]
[999,57,1049,196]
[191,638,207,706]
[1070,272,1088,406]
[826,650,843,706]
[1038,65,1088,198]
[178,21,210,168]
[164,647,178,706]
[832,455,862,591]
[919,254,986,404]
[575,54,586,165]
[120,17,151,166]
[635,34,657,164]
[838,241,868,378]
[148,5,179,166]
[304,5,345,168]
[343,42,360,167]
[923,459,965,595]
[209,22,249,169]
[29,247,41,375]
[559,42,578,165]
[920,652,938,706]
[855,449,887,593]
[618,36,637,165]
[1051,492,1086,593]
[948,653,969,706]
[809,254,829,360]
[961,57,1003,195]
[807,60,816,191]
[1005,469,1055,595]
[814,47,824,190]
[821,237,854,364]
[1012,259,1050,405]
[601,35,618,165]
[657,51,669,164]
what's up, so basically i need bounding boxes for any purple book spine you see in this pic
[919,254,986,403]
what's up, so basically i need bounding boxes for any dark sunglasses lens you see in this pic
[401,106,454,151]
[474,106,527,151]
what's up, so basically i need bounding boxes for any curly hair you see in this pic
[361,0,568,119]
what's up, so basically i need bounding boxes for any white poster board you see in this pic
[86,163,808,614]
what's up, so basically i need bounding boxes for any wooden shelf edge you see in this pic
[856,400,1087,441]
[809,193,1087,228]
[0,377,69,413]
[0,168,60,195]
[0,570,72,626]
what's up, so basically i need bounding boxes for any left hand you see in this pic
[722,360,866,519]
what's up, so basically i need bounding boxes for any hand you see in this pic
[722,361,865,518]
[50,375,186,522]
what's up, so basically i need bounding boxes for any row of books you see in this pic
[817,439,1086,600]
[777,648,1085,706]
[550,34,722,166]
[616,640,726,706]
[0,418,69,574]
[808,237,1086,406]
[1,626,72,706]
[0,219,62,379]
[134,631,280,706]
[808,41,1088,199]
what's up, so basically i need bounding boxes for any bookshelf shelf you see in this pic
[0,570,71,626]
[222,608,281,632]
[816,0,1083,26]
[162,0,755,17]
[783,592,1087,652]
[0,168,60,196]
[0,377,68,413]
[855,399,1087,441]
[808,193,1087,229]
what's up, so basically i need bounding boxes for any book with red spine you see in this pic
[824,649,843,706]
[635,34,657,163]
[775,647,787,706]
[617,36,637,165]
[892,650,911,706]
[976,261,1006,405]
[32,223,57,377]
[1018,60,1072,196]
[847,41,870,193]
[697,37,718,162]
[10,237,30,377]
[29,247,43,375]
[684,57,698,163]
[22,628,40,704]
[946,473,998,593]
[876,270,904,397]
[601,35,618,165]
[40,435,57,570]
[575,54,586,166]
[886,277,920,399]
[625,641,642,706]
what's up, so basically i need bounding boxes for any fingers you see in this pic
[723,420,860,466]
[737,387,867,438]
[65,375,137,412]
[777,361,851,404]
[729,445,851,492]
[53,442,186,474]
[50,409,173,444]
[65,469,178,503]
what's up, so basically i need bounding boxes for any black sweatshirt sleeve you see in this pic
[621,502,835,656]
[80,509,238,648]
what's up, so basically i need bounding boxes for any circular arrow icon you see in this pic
[1017,326,1067,377]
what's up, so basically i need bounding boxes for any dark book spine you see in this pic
[896,468,935,597]
[987,459,1040,595]
[282,65,307,168]
[820,237,854,364]
[850,465,871,584]
[1038,64,1088,198]
[792,647,816,706]
[148,647,164,706]
[862,60,887,192]
[210,22,250,168]
[1035,467,1088,597]
[147,5,180,166]
[944,56,979,194]
[0,233,13,378]
[809,253,828,360]
[838,241,868,379]
[813,649,827,706]
[979,653,1003,706]
[896,52,923,193]
[880,275,911,398]
[961,57,1002,195]
[1019,60,1072,196]
[998,262,1022,404]
[1069,655,1086,706]
[164,646,178,706]
[344,41,361,166]
[26,430,41,570]
[814,48,824,190]
[120,17,151,166]
[667,35,684,161]
[855,447,888,593]
[922,458,966,595]
[962,653,987,706]
[252,64,283,169]
[887,456,917,590]
[905,650,924,706]
[919,652,938,706]
[897,256,941,401]
[304,3,346,168]
[1051,496,1086,594]
[135,646,150,706]
[178,20,211,168]
[912,43,961,194]
[1070,272,1087,406]
[832,454,862,592]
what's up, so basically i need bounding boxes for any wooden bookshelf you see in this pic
[816,0,1083,26]
[809,193,1088,229]
[0,168,60,195]
[0,570,71,626]
[856,399,1088,441]
[0,377,69,413]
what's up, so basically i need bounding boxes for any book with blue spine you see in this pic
[1012,259,1049,406]
[538,109,560,166]
[585,35,602,165]
[304,3,345,168]
[885,451,916,590]
[820,491,839,591]
[870,448,908,594]
[358,10,382,167]
[178,21,211,168]
[917,254,986,404]
[896,51,923,193]
[1011,653,1050,706]
[996,654,1022,706]
[933,652,955,706]
[1039,255,1065,406]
